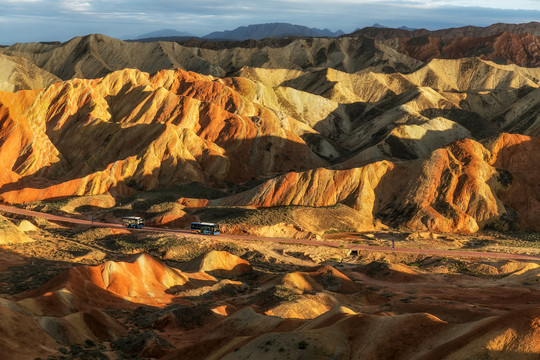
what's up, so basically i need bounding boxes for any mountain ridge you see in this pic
[203,22,344,40]
[351,21,540,40]
[134,29,196,39]
[0,34,420,80]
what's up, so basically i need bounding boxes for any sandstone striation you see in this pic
[3,244,540,359]
[0,68,327,203]
[20,254,217,314]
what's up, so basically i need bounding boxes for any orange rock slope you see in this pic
[0,68,326,203]
[0,64,539,233]
[20,254,217,315]
[216,134,540,233]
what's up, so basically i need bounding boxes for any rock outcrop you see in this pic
[0,215,34,244]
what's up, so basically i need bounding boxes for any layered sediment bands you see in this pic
[216,308,540,360]
[20,254,217,314]
[0,54,539,231]
[0,68,327,203]
[354,23,540,68]
[377,139,504,233]
[217,134,539,233]
[0,90,65,184]
[5,247,540,359]
[239,59,540,160]
[352,22,540,40]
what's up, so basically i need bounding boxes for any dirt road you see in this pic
[1,204,540,262]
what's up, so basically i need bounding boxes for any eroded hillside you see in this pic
[0,55,540,232]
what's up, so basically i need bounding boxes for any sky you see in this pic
[0,0,539,44]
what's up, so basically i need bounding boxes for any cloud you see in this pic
[61,0,93,12]
[3,0,43,2]
[0,0,539,44]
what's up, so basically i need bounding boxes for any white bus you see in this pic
[122,216,145,228]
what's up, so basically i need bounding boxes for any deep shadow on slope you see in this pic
[0,119,479,203]
[0,247,72,296]
[0,135,326,202]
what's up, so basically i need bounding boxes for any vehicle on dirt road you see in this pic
[122,216,145,228]
[190,222,220,235]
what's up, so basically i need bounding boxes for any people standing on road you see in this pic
[392,239,395,250]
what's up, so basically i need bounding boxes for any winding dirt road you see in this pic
[1,204,540,262]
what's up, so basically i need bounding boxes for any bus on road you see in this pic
[190,222,220,235]
[122,216,145,228]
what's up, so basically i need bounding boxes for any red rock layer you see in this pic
[398,32,540,67]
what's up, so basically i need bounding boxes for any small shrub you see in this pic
[274,285,298,302]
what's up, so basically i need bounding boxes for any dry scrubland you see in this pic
[1,208,540,359]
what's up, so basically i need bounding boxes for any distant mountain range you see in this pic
[371,23,417,31]
[134,29,196,39]
[132,23,344,42]
[202,23,344,40]
[135,21,539,44]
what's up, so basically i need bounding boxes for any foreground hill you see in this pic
[2,243,540,359]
